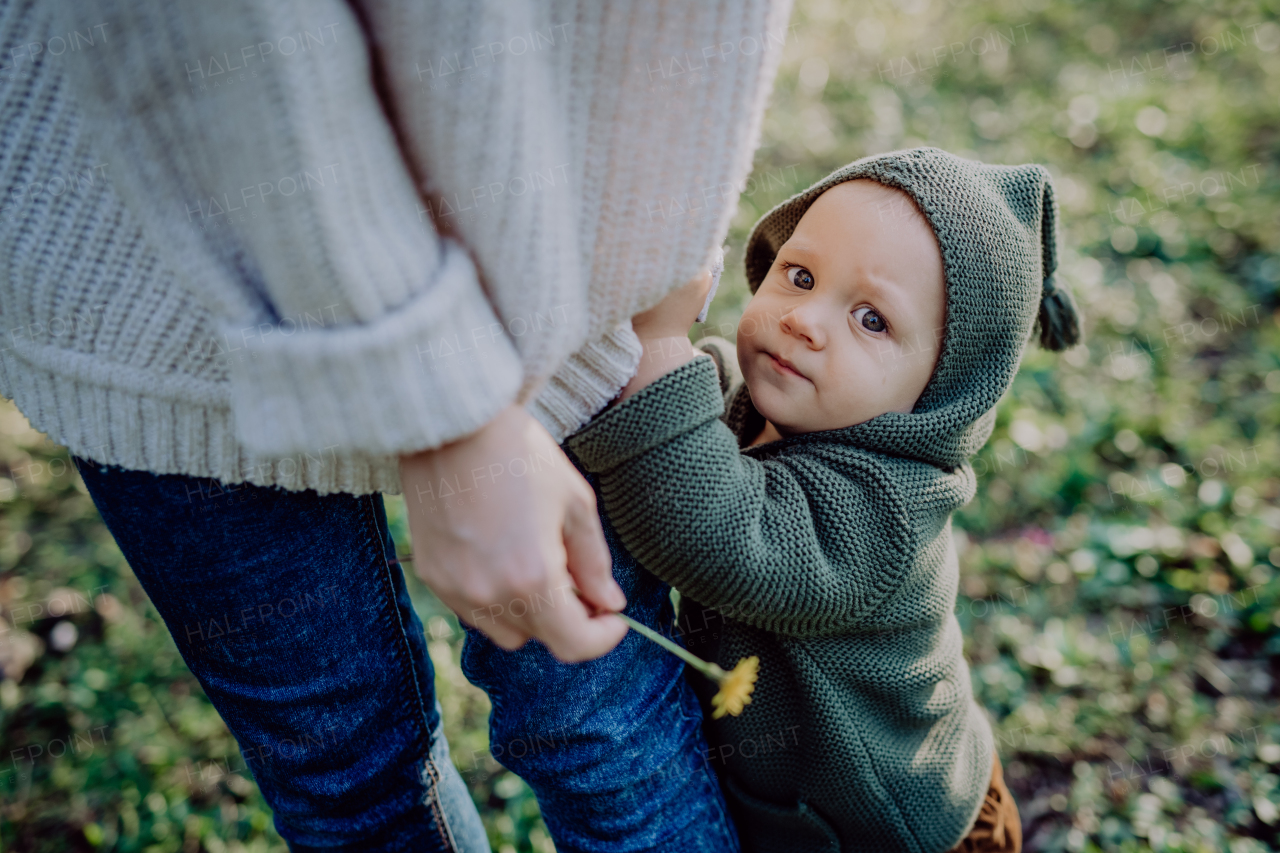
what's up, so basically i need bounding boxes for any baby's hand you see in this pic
[632,270,714,340]
[617,270,715,403]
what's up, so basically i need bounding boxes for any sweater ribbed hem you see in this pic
[0,351,401,496]
[528,324,643,443]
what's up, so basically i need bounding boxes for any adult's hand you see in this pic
[399,404,628,662]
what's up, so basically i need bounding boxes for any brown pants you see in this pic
[948,751,1022,852]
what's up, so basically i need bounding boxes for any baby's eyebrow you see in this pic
[857,273,910,321]
[777,240,821,260]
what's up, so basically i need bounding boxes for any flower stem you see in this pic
[613,611,727,682]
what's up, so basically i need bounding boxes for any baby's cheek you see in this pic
[825,355,885,422]
[736,307,768,343]
[864,336,900,372]
[738,353,762,390]
[827,382,866,425]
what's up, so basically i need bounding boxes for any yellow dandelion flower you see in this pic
[711,656,759,719]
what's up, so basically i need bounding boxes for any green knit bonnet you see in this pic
[739,147,1080,469]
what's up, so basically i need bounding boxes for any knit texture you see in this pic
[568,149,1069,851]
[527,324,644,442]
[1,0,791,490]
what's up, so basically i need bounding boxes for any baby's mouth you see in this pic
[766,351,810,382]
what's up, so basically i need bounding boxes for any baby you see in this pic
[566,148,1079,852]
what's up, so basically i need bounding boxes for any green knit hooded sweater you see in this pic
[567,148,1079,853]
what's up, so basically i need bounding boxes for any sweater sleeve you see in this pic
[567,357,916,638]
[527,323,643,443]
[47,0,522,457]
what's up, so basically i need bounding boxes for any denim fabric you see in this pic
[462,463,741,853]
[76,461,489,853]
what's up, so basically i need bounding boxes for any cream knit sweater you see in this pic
[0,0,789,494]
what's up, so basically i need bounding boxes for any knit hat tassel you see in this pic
[1035,175,1080,351]
[1038,275,1080,350]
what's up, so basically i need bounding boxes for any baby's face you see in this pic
[738,180,947,437]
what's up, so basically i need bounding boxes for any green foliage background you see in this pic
[2,0,1278,850]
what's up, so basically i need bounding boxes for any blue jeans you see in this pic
[462,465,740,853]
[77,460,489,852]
[78,460,738,852]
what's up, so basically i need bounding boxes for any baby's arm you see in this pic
[568,357,916,638]
[619,270,715,402]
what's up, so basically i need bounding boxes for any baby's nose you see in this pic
[781,305,827,348]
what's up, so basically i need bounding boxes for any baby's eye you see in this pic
[852,307,887,333]
[785,265,815,290]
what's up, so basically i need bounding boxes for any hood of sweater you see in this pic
[740,146,1077,470]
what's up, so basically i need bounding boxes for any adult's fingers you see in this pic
[397,404,628,661]
[452,601,529,651]
[527,590,629,663]
[452,574,623,662]
[563,487,625,613]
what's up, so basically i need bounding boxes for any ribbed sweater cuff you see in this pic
[568,356,722,473]
[528,324,643,443]
[231,241,522,457]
